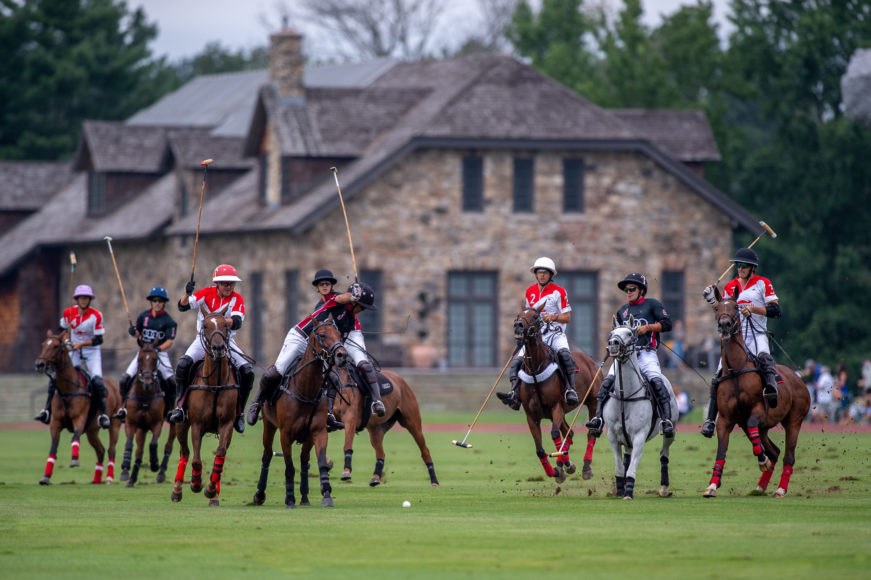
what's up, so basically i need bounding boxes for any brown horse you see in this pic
[253,321,348,508]
[332,366,439,487]
[171,306,238,506]
[513,307,602,482]
[703,287,811,498]
[119,342,167,487]
[34,330,121,485]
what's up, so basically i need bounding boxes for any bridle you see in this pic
[308,321,347,368]
[35,335,70,380]
[608,326,637,363]
[200,313,229,360]
[137,346,158,392]
[716,298,742,339]
[514,309,552,376]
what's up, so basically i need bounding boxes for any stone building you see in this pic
[0,28,761,373]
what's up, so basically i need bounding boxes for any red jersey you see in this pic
[60,306,105,343]
[524,282,570,333]
[188,286,245,335]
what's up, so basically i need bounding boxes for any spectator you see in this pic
[666,320,686,368]
[675,386,693,422]
[846,388,871,424]
[859,358,871,391]
[813,366,837,423]
[835,362,851,423]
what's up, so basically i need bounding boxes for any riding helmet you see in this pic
[529,257,557,277]
[73,284,95,299]
[729,247,759,267]
[312,269,337,286]
[617,273,648,295]
[349,283,378,311]
[213,264,242,282]
[147,286,169,301]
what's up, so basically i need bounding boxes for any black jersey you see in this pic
[135,309,178,347]
[296,296,360,339]
[616,297,672,350]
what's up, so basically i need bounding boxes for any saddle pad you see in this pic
[375,371,394,396]
[518,363,559,384]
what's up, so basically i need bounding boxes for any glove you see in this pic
[128,325,136,337]
[702,285,717,305]
[185,280,196,296]
[349,283,362,302]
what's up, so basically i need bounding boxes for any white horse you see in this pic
[603,315,677,499]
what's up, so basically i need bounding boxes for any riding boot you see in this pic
[168,355,193,424]
[163,376,178,419]
[92,376,111,429]
[757,352,779,408]
[234,363,255,433]
[247,365,280,426]
[496,357,523,410]
[649,377,675,438]
[114,373,133,421]
[325,371,344,432]
[701,375,719,438]
[358,360,385,417]
[34,379,57,424]
[585,374,615,437]
[558,349,580,405]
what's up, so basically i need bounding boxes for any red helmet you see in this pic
[213,264,242,282]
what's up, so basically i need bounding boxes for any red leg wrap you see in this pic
[107,459,115,481]
[44,454,57,477]
[757,465,775,490]
[210,455,226,484]
[747,427,763,456]
[92,463,104,484]
[710,459,726,488]
[192,465,202,487]
[174,457,188,483]
[71,440,80,460]
[539,456,556,477]
[777,464,794,492]
[584,437,595,462]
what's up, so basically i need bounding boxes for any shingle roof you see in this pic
[75,121,170,172]
[0,161,72,210]
[167,130,253,170]
[612,109,721,162]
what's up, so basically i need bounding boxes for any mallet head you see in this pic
[69,252,76,266]
[451,440,472,449]
[330,167,338,174]
[201,159,214,166]
[759,221,777,239]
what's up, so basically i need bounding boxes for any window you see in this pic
[447,272,497,367]
[179,180,189,218]
[249,272,264,361]
[358,269,383,343]
[561,271,598,355]
[284,270,299,330]
[513,157,534,212]
[258,155,267,205]
[661,271,685,326]
[87,172,106,214]
[563,158,585,212]
[281,157,292,203]
[462,156,483,212]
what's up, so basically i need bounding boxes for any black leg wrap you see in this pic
[374,457,385,477]
[650,377,675,437]
[344,449,353,471]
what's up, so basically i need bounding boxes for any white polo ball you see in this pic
[402,500,411,508]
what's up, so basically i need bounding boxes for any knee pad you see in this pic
[239,363,255,386]
[175,355,194,385]
[91,376,107,398]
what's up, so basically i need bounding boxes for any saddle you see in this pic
[343,366,394,432]
[180,360,242,411]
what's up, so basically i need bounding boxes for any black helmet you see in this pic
[349,283,377,311]
[312,269,337,286]
[617,272,648,295]
[729,248,759,267]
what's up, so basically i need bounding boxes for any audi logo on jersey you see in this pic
[141,328,165,342]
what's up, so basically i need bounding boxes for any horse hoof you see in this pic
[300,499,311,506]
[286,503,297,510]
[431,482,440,487]
[702,485,718,498]
[150,463,159,473]
[658,486,672,498]
[39,476,51,485]
[209,499,220,507]
[622,495,633,500]
[341,470,352,481]
[749,487,766,496]
[105,477,114,485]
[252,491,265,506]
[554,466,566,484]
[171,492,182,502]
[759,458,773,472]
[582,460,593,480]
[325,458,334,471]
[70,459,80,468]
[125,480,135,488]
[562,461,577,475]
[774,488,786,498]
[156,472,166,484]
[120,471,129,482]
[190,483,202,494]
[369,476,381,487]
[321,496,334,507]
[204,487,216,499]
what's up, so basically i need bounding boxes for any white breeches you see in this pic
[72,346,102,378]
[516,329,570,358]
[716,332,770,373]
[124,351,174,380]
[183,336,248,368]
[606,349,663,382]
[274,328,309,376]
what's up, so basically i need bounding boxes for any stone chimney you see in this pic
[269,20,304,101]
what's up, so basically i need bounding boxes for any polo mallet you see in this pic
[104,236,132,328]
[67,252,77,325]
[452,345,521,449]
[714,221,777,285]
[190,159,214,285]
[330,167,359,283]
[548,354,609,458]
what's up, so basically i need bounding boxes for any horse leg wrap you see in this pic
[623,476,636,498]
[426,462,438,485]
[553,436,571,465]
[660,456,669,487]
[615,476,625,497]
[160,450,171,472]
[757,466,775,490]
[777,464,794,492]
[130,461,140,483]
[374,458,385,477]
[257,463,270,494]
[71,440,80,461]
[107,459,115,481]
[92,463,104,484]
[747,427,764,457]
[539,456,556,478]
[344,449,353,472]
[584,437,595,462]
[174,457,189,483]
[191,466,202,487]
[44,455,57,477]
[710,459,726,488]
[210,455,225,484]
[122,444,132,471]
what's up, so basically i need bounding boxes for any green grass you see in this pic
[1,416,870,579]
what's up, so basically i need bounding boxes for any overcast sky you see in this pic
[132,0,731,62]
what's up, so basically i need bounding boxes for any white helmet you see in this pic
[529,257,557,277]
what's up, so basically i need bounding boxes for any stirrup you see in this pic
[700,420,715,438]
[661,419,675,437]
[585,416,604,437]
[371,401,386,417]
[98,414,111,429]
[113,407,127,421]
[35,409,51,424]
[565,389,579,405]
[234,415,245,434]
[326,413,344,432]
[168,408,186,424]
[496,391,521,410]
[763,386,778,408]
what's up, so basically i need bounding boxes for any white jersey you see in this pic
[723,274,777,356]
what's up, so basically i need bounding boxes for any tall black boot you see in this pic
[114,373,133,420]
[247,365,280,426]
[358,360,385,417]
[558,349,580,405]
[585,374,614,437]
[650,377,675,437]
[325,371,344,432]
[34,379,57,424]
[496,357,523,410]
[701,375,719,438]
[168,356,193,424]
[163,376,177,419]
[92,376,111,429]
[234,364,255,433]
[757,352,779,408]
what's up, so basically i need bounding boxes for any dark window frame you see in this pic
[563,158,585,213]
[358,269,384,343]
[249,271,264,361]
[462,155,483,212]
[513,157,534,213]
[446,271,498,367]
[562,270,599,355]
[284,270,299,331]
[87,171,106,215]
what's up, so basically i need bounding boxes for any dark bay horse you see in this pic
[513,308,602,482]
[703,287,810,498]
[171,306,238,506]
[253,321,348,508]
[332,366,438,487]
[34,330,121,485]
[119,342,167,487]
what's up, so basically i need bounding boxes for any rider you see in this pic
[167,264,255,434]
[496,257,580,410]
[700,247,781,437]
[586,273,676,438]
[35,284,111,429]
[246,282,384,426]
[311,268,345,431]
[115,286,178,422]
